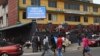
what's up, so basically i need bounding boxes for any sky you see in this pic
[93,0,100,4]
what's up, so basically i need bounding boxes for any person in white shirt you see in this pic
[42,36,50,56]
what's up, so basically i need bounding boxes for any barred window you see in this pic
[64,3,80,10]
[94,17,100,23]
[84,16,88,22]
[48,14,57,21]
[23,11,26,19]
[93,6,98,12]
[31,0,40,6]
[65,15,80,22]
[23,0,26,4]
[83,5,88,11]
[48,0,57,8]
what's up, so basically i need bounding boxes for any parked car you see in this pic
[0,41,23,56]
[89,35,100,47]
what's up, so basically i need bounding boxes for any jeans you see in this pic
[57,48,63,56]
[78,39,81,46]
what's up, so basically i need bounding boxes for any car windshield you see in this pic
[92,35,100,39]
[0,41,14,46]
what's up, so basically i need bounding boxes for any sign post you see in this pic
[26,6,46,39]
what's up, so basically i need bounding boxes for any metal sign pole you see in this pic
[31,20,36,39]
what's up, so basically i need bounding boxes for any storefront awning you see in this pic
[0,22,31,31]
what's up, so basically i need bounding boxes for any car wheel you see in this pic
[1,53,9,56]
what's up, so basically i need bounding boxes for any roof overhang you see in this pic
[0,22,31,31]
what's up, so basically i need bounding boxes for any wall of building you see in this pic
[18,0,100,26]
[8,0,18,26]
[0,0,8,28]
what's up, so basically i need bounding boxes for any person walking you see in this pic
[57,35,63,56]
[82,35,92,56]
[37,36,42,51]
[24,40,31,49]
[62,38,71,52]
[77,33,82,46]
[41,36,50,56]
[50,35,57,56]
[32,36,37,52]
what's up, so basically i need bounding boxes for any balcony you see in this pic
[47,7,91,15]
[92,12,100,16]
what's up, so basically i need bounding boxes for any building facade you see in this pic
[80,0,93,3]
[8,0,18,26]
[18,0,100,31]
[0,0,18,28]
[0,0,8,28]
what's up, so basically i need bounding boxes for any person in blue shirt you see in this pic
[50,35,57,56]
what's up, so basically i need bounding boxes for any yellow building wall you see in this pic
[88,16,94,24]
[40,0,48,7]
[80,16,84,24]
[19,0,31,7]
[98,7,100,15]
[80,4,83,12]
[57,1,64,9]
[18,0,100,25]
[36,13,64,24]
[19,0,32,23]
[57,14,64,24]
[19,10,32,23]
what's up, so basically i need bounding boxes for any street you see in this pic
[22,47,100,56]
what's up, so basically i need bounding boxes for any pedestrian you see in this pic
[82,35,92,56]
[37,36,41,51]
[41,36,50,56]
[50,35,57,56]
[62,38,71,52]
[24,40,31,49]
[32,36,37,52]
[57,35,63,56]
[77,32,82,46]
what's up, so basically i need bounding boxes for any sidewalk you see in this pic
[65,43,79,52]
[23,43,79,53]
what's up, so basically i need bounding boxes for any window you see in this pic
[93,6,98,12]
[80,0,90,2]
[48,0,57,8]
[65,15,80,22]
[23,0,26,4]
[84,16,88,22]
[48,14,57,21]
[0,17,3,24]
[6,14,8,17]
[64,3,80,10]
[23,11,26,19]
[94,17,100,23]
[31,0,40,6]
[83,5,88,11]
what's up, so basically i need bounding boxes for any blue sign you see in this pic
[26,6,46,19]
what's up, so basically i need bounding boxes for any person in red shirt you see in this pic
[57,35,63,56]
[82,35,92,56]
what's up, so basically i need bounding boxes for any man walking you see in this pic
[57,35,63,56]
[41,36,50,56]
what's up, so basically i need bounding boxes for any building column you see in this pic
[88,16,94,24]
[80,16,84,24]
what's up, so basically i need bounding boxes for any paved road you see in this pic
[22,47,100,56]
